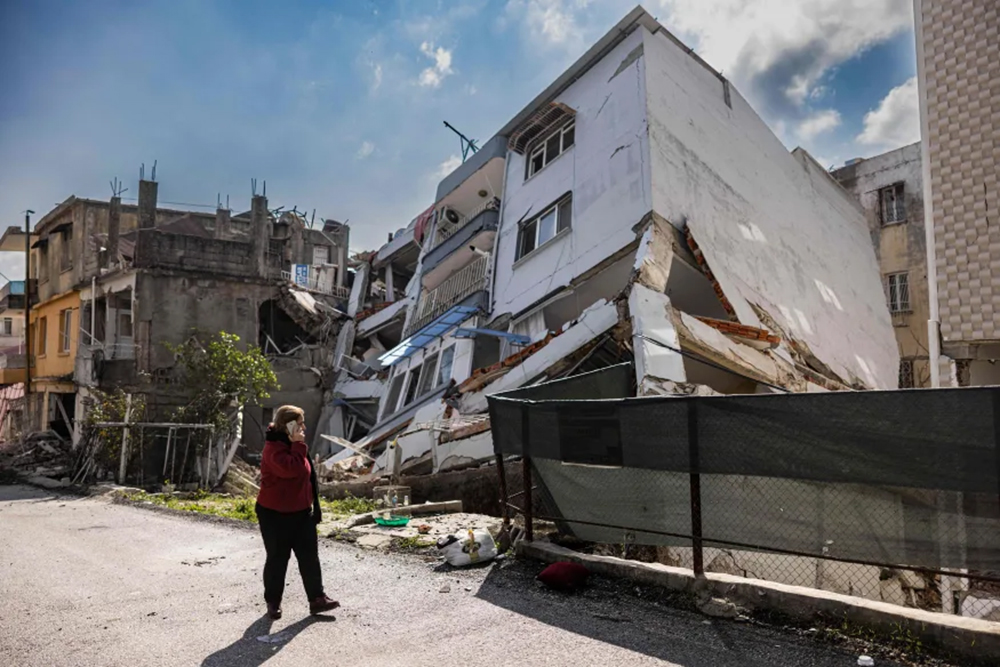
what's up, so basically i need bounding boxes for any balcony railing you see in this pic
[434,198,500,248]
[405,253,489,337]
[281,268,350,299]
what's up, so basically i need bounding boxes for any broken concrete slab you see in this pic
[356,534,393,550]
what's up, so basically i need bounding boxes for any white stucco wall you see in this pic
[492,27,652,319]
[642,28,898,389]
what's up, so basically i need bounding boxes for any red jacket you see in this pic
[257,428,319,516]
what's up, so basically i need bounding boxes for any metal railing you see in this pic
[280,269,351,299]
[405,253,489,337]
[434,198,500,247]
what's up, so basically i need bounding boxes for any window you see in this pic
[313,245,330,265]
[382,374,405,418]
[436,346,455,387]
[2,318,11,336]
[38,248,49,282]
[879,183,906,225]
[59,309,73,353]
[417,352,439,396]
[899,359,914,389]
[119,311,134,338]
[526,121,575,179]
[37,317,47,356]
[516,194,572,260]
[60,228,73,271]
[402,365,422,406]
[886,272,910,313]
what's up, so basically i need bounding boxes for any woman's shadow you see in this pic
[201,613,336,666]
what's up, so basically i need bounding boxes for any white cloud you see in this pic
[857,77,920,148]
[435,154,463,180]
[418,42,454,88]
[652,0,912,114]
[356,141,375,160]
[797,109,841,140]
[371,63,383,92]
[504,0,591,50]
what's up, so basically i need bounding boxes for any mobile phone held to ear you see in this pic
[286,421,297,437]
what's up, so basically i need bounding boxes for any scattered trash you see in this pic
[696,596,740,619]
[417,524,432,535]
[436,528,498,567]
[536,562,590,592]
[464,586,472,592]
[439,584,451,594]
[256,632,292,644]
[857,657,874,666]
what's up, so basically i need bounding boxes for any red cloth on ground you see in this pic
[537,561,590,592]
[257,434,314,514]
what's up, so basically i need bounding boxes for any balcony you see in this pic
[422,200,500,282]
[404,252,490,337]
[281,266,350,299]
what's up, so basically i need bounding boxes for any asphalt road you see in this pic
[0,485,904,667]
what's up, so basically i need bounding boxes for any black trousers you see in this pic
[255,503,325,605]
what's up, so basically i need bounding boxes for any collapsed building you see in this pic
[318,7,899,482]
[2,176,351,481]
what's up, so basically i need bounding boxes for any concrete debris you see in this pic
[0,432,73,487]
[696,596,740,620]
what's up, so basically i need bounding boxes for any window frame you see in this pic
[525,121,575,180]
[401,364,422,407]
[381,374,405,419]
[886,272,910,313]
[435,346,455,388]
[898,359,915,389]
[59,228,74,272]
[878,183,907,226]
[516,194,572,262]
[37,316,47,357]
[59,308,73,353]
[2,318,11,336]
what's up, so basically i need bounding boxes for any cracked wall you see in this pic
[642,27,898,389]
[492,27,652,320]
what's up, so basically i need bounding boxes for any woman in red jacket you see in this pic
[256,405,339,619]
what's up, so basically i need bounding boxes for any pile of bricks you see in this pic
[354,301,394,322]
[457,330,563,394]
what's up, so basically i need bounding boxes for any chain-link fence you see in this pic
[488,363,1000,622]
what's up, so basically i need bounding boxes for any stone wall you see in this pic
[134,231,256,278]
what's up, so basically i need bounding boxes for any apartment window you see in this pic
[899,359,914,389]
[382,374,405,418]
[402,365,422,406]
[60,229,73,271]
[37,317,47,356]
[38,247,49,282]
[526,121,575,179]
[886,272,910,313]
[2,318,11,336]
[879,183,906,225]
[516,194,572,260]
[59,309,73,353]
[313,245,330,265]
[436,346,455,387]
[417,352,439,396]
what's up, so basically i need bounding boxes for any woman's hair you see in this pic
[272,405,305,432]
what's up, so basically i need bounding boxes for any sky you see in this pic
[0,0,920,280]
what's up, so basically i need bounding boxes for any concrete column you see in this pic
[385,263,395,302]
[249,195,270,278]
[105,196,121,269]
[138,180,157,229]
[214,207,230,240]
[337,246,346,287]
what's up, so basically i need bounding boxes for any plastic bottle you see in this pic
[392,492,398,508]
[403,495,410,506]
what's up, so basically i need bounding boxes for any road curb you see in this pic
[518,539,1000,665]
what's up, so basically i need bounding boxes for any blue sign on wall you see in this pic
[293,264,309,287]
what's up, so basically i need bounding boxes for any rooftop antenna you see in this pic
[443,121,479,162]
[310,209,316,229]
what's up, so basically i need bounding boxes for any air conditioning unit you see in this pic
[441,207,462,225]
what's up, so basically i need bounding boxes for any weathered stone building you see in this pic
[833,143,930,388]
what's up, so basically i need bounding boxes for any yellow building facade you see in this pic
[29,290,81,436]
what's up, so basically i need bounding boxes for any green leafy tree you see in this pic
[168,331,279,434]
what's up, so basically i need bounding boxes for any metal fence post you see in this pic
[688,398,704,576]
[521,402,533,542]
[496,453,510,528]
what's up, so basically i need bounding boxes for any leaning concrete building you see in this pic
[322,6,898,479]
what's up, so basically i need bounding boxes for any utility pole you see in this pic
[24,210,33,433]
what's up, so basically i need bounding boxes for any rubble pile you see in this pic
[219,457,261,496]
[0,431,74,487]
